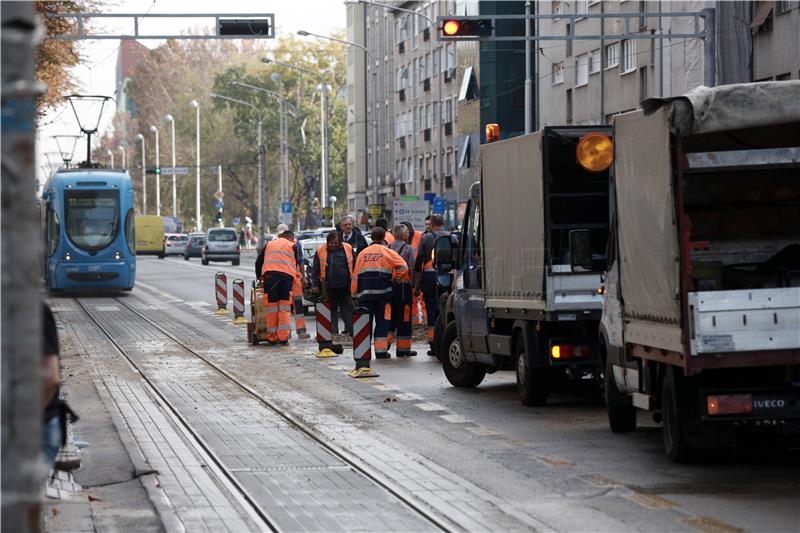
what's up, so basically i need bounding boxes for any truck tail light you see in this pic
[550,344,589,359]
[707,394,753,416]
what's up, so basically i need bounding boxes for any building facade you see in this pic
[346,1,462,221]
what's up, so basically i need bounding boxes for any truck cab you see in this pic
[434,126,614,405]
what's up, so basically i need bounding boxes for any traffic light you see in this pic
[215,210,223,223]
[440,18,493,39]
[146,167,161,175]
[217,18,272,37]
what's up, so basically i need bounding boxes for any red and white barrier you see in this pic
[215,272,228,314]
[232,278,247,324]
[348,306,377,378]
[316,302,333,346]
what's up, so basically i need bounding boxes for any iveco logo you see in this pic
[754,399,785,408]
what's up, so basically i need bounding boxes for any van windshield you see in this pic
[64,190,119,251]
[208,230,237,242]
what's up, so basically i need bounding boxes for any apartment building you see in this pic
[346,1,461,218]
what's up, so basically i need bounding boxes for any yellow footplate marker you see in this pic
[348,367,379,379]
[316,348,338,358]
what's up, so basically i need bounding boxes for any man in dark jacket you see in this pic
[312,231,355,335]
[339,215,368,257]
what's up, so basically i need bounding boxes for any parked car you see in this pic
[183,235,205,260]
[164,233,189,256]
[202,227,240,265]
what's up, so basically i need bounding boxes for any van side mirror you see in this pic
[433,235,454,273]
[569,230,593,272]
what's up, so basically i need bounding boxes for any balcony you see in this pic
[444,122,452,136]
[399,89,405,102]
[423,78,431,92]
[423,128,431,142]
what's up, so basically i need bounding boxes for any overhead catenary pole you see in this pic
[2,2,46,528]
[218,164,223,228]
[136,133,147,213]
[149,125,160,216]
[165,114,177,218]
[118,145,126,168]
[190,100,201,231]
[106,149,114,167]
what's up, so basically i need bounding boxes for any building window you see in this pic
[566,23,572,56]
[552,0,563,17]
[575,0,588,18]
[576,54,589,86]
[605,42,619,69]
[589,49,601,74]
[777,1,793,13]
[552,62,565,85]
[566,88,573,124]
[639,0,647,28]
[621,40,636,73]
[446,43,456,70]
[639,66,648,101]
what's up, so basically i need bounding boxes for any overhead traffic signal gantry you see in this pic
[439,17,493,39]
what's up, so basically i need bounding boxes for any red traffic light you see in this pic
[440,18,493,38]
[442,19,461,36]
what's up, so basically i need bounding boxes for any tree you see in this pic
[35,1,94,113]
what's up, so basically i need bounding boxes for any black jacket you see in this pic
[339,227,368,257]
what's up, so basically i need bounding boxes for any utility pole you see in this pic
[2,2,46,530]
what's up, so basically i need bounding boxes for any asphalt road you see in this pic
[92,255,800,531]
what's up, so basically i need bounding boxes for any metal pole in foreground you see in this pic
[218,164,223,228]
[2,2,46,529]
[136,133,147,214]
[257,117,265,250]
[149,125,160,216]
[524,0,532,134]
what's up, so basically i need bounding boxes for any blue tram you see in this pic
[43,169,136,291]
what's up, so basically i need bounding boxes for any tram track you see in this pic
[74,295,456,533]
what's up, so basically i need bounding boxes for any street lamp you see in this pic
[350,0,447,198]
[118,144,126,168]
[189,99,201,232]
[106,149,114,168]
[228,79,289,208]
[135,133,146,214]
[329,195,337,220]
[164,114,177,218]
[210,92,266,249]
[262,57,330,209]
[148,125,160,216]
[297,29,380,208]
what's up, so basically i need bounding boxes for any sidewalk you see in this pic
[42,303,163,532]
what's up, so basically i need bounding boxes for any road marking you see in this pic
[329,365,348,371]
[414,402,448,412]
[581,474,624,487]
[536,454,574,468]
[627,492,679,510]
[683,516,744,533]
[439,413,471,424]
[466,426,500,437]
[394,392,425,401]
[372,383,399,391]
[507,439,529,446]
[94,305,120,312]
[135,280,183,303]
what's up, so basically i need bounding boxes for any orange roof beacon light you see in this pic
[485,123,500,143]
[442,19,461,37]
[576,132,614,173]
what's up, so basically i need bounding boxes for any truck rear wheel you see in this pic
[516,332,548,406]
[441,322,485,388]
[605,358,636,433]
[662,367,695,462]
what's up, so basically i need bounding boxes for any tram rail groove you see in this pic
[74,297,278,533]
[83,295,457,533]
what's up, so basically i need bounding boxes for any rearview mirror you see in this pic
[569,230,592,272]
[433,235,454,273]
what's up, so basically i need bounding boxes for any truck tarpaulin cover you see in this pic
[640,81,800,137]
[614,107,682,329]
[481,132,546,308]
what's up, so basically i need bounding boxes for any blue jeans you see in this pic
[42,416,62,467]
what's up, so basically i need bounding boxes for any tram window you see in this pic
[125,209,135,254]
[64,190,120,251]
[47,209,60,257]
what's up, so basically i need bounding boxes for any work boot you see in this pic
[375,352,391,359]
[396,350,417,358]
[296,328,311,339]
[277,340,289,346]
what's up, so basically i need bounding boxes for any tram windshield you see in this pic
[64,190,119,251]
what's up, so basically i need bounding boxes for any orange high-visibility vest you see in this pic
[261,238,299,279]
[351,243,408,299]
[384,231,395,245]
[316,242,354,281]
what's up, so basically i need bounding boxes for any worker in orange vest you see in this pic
[260,227,300,345]
[351,227,408,361]
[375,217,394,244]
[289,231,311,339]
[387,223,417,357]
[401,220,426,326]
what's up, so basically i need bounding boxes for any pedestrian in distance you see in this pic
[259,225,300,345]
[414,214,451,355]
[339,215,368,257]
[375,217,394,244]
[351,227,409,360]
[388,224,417,357]
[311,231,355,336]
[424,215,432,234]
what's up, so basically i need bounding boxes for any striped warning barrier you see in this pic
[231,278,247,324]
[348,306,378,378]
[215,272,228,315]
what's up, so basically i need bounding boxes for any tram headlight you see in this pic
[114,250,122,260]
[64,252,72,261]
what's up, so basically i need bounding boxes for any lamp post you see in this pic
[164,114,177,218]
[297,29,379,208]
[211,93,265,249]
[136,133,146,214]
[118,145,126,168]
[189,100,201,232]
[149,125,160,216]
[228,80,288,209]
[262,57,330,208]
[106,149,114,168]
[350,0,447,198]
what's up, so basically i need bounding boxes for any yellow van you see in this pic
[135,215,165,257]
